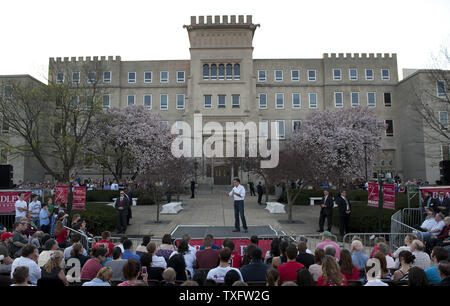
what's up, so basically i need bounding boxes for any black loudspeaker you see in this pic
[0,164,13,189]
[439,160,450,185]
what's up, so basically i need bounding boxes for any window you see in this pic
[2,85,12,101]
[144,72,152,83]
[103,71,111,83]
[349,69,358,80]
[292,93,301,109]
[175,121,184,136]
[72,72,80,84]
[258,70,266,82]
[381,69,390,80]
[102,95,110,109]
[204,95,212,108]
[365,69,374,80]
[226,64,232,80]
[128,72,136,83]
[218,95,226,108]
[442,145,450,160]
[86,96,94,110]
[291,70,300,82]
[177,71,185,83]
[351,92,360,107]
[143,94,152,109]
[176,94,185,109]
[308,70,316,81]
[127,95,135,105]
[385,120,394,137]
[56,73,64,84]
[232,95,240,108]
[260,120,268,137]
[276,120,285,139]
[203,64,210,80]
[211,65,217,80]
[218,65,225,80]
[2,116,9,133]
[439,111,448,127]
[71,96,79,108]
[309,93,317,108]
[367,92,376,107]
[259,93,267,109]
[276,93,284,109]
[334,92,343,108]
[437,80,446,98]
[384,92,392,107]
[234,64,240,80]
[275,70,283,82]
[160,94,168,110]
[333,69,342,81]
[160,71,168,83]
[292,120,302,132]
[87,72,96,84]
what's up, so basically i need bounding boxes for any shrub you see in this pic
[71,203,116,235]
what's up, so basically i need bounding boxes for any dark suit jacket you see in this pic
[257,185,264,195]
[336,196,352,217]
[115,197,130,215]
[240,260,270,282]
[321,195,334,215]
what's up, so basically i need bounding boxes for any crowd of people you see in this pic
[1,228,449,287]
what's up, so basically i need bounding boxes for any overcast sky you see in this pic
[1,0,449,83]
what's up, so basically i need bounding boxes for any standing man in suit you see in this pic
[436,191,450,216]
[125,186,133,226]
[336,190,352,237]
[257,182,264,205]
[249,181,256,196]
[190,180,196,199]
[115,190,130,234]
[318,189,334,233]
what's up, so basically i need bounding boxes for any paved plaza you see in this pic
[125,191,333,239]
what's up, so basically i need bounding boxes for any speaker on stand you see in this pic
[0,164,13,189]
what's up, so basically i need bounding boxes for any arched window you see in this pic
[226,64,232,80]
[203,64,209,80]
[211,64,217,80]
[218,64,225,80]
[234,64,240,80]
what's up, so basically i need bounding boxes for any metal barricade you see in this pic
[343,232,423,257]
[290,234,339,252]
[390,209,424,249]
[401,208,423,229]
[64,226,94,251]
[93,236,163,251]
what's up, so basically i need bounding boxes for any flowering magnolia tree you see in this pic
[87,105,174,181]
[290,106,386,186]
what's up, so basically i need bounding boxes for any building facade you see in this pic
[2,15,448,186]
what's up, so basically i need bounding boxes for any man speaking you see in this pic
[224,178,248,233]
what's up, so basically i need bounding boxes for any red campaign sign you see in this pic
[368,182,379,208]
[176,238,273,257]
[0,191,32,213]
[420,186,450,199]
[55,186,69,204]
[72,186,86,211]
[383,183,396,210]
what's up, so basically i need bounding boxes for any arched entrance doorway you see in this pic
[214,166,231,185]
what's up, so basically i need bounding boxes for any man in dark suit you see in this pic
[256,182,264,205]
[436,191,450,216]
[115,190,130,234]
[125,186,133,226]
[318,189,334,232]
[190,180,196,199]
[249,181,256,196]
[336,190,351,237]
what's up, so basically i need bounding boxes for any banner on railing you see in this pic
[383,183,396,210]
[0,190,32,213]
[55,186,69,204]
[368,182,379,207]
[420,186,450,198]
[72,186,86,211]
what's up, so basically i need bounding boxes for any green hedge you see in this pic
[280,189,369,205]
[86,190,155,205]
[71,202,117,235]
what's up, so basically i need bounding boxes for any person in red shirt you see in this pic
[339,249,360,282]
[54,221,69,248]
[277,243,304,284]
[223,239,242,268]
[195,236,220,269]
[80,246,108,280]
[317,255,348,286]
[93,231,115,257]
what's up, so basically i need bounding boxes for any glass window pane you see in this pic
[144,72,152,83]
[226,64,232,80]
[160,94,168,109]
[204,95,212,108]
[203,64,210,80]
[259,93,267,108]
[335,92,343,107]
[144,95,152,108]
[127,95,135,105]
[234,64,240,80]
[211,65,217,80]
[292,93,300,108]
[218,65,225,80]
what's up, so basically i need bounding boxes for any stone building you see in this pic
[1,15,449,186]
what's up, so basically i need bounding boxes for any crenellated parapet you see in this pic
[49,55,122,64]
[322,53,397,60]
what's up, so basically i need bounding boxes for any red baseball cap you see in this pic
[1,232,14,241]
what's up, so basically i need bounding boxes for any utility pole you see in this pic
[378,170,384,233]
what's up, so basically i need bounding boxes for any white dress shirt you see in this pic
[229,184,246,201]
[11,257,41,285]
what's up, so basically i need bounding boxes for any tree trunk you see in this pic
[153,188,160,223]
[286,186,292,222]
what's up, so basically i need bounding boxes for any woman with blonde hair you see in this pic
[40,250,68,286]
[54,221,68,248]
[317,255,348,286]
[82,267,113,286]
